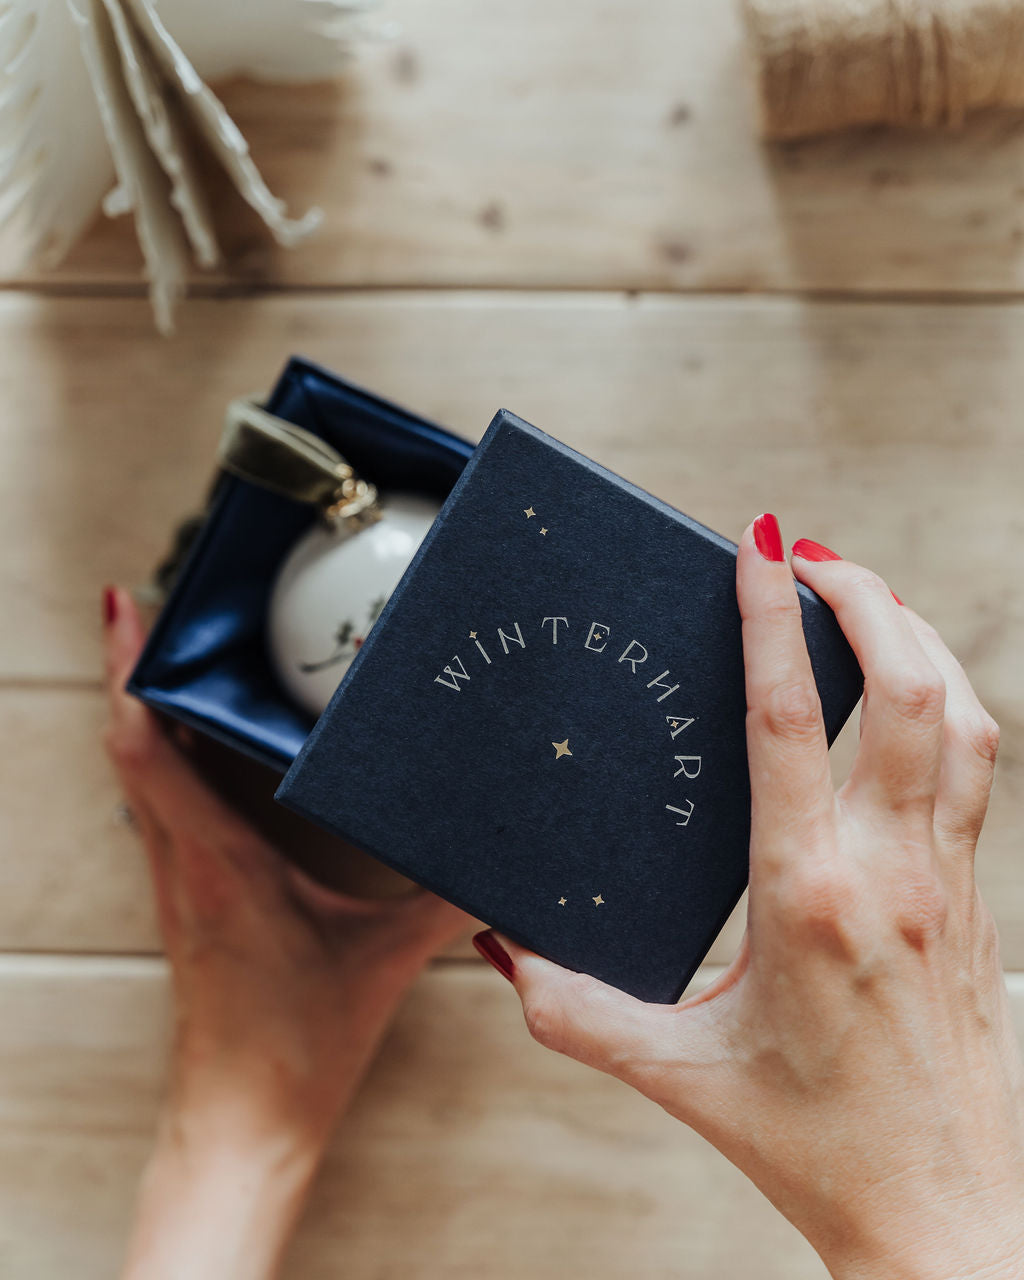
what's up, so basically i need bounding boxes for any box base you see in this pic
[173,718,420,900]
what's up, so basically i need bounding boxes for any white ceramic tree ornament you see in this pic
[1,0,366,332]
[219,398,442,719]
[269,492,439,716]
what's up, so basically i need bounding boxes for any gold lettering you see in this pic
[618,639,648,673]
[673,755,701,780]
[497,622,526,655]
[585,621,610,653]
[542,616,568,645]
[434,654,471,691]
[648,671,681,702]
[666,800,695,827]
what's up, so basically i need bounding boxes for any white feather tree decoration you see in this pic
[1,0,365,331]
[0,1,111,269]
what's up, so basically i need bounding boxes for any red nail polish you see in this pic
[792,540,903,604]
[103,586,118,626]
[473,930,515,982]
[752,513,784,562]
[791,538,842,563]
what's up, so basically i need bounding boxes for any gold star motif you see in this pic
[524,506,536,518]
[594,632,603,641]
[558,897,567,906]
[670,720,680,729]
[469,630,477,639]
[552,738,572,759]
[593,894,604,907]
[540,527,549,536]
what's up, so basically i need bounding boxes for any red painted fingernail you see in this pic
[791,537,842,562]
[473,930,515,983]
[103,586,118,627]
[792,539,903,604]
[752,513,784,562]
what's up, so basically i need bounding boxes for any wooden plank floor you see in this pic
[6,958,1024,1280]
[15,0,1024,294]
[1,295,1020,966]
[2,0,1023,1275]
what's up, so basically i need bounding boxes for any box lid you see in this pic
[276,411,863,1002]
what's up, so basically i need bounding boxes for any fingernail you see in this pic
[473,930,515,983]
[791,537,841,563]
[752,513,784,562]
[103,586,118,627]
[792,539,903,604]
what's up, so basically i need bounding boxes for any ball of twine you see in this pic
[741,0,1024,139]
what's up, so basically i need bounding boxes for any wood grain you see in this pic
[2,291,1021,962]
[16,0,1024,297]
[3,291,1022,683]
[5,3,1024,1271]
[1,687,1019,971]
[0,689,156,953]
[14,959,1023,1279]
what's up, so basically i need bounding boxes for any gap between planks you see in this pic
[0,951,491,968]
[1,955,1023,994]
[15,280,1024,308]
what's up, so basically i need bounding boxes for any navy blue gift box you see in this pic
[128,357,475,772]
[276,411,865,1001]
[130,367,864,998]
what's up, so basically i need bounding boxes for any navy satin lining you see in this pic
[128,357,474,771]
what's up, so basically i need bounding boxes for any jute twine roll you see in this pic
[741,0,1024,139]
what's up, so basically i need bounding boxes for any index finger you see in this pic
[736,515,836,877]
[102,587,262,851]
[103,585,161,757]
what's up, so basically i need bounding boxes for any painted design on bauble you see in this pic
[297,594,389,675]
[269,492,441,718]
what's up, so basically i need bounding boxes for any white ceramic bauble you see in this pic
[269,492,440,717]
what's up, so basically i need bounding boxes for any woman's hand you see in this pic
[474,517,1024,1280]
[103,586,470,1279]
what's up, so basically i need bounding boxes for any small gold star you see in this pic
[670,720,680,729]
[540,527,549,536]
[469,630,477,639]
[524,506,536,518]
[594,632,603,641]
[552,738,572,759]
[558,897,567,906]
[593,894,604,906]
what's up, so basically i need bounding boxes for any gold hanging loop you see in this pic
[219,397,381,529]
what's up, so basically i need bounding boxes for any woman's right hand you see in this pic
[474,517,1024,1280]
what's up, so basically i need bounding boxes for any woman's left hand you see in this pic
[104,586,470,1279]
